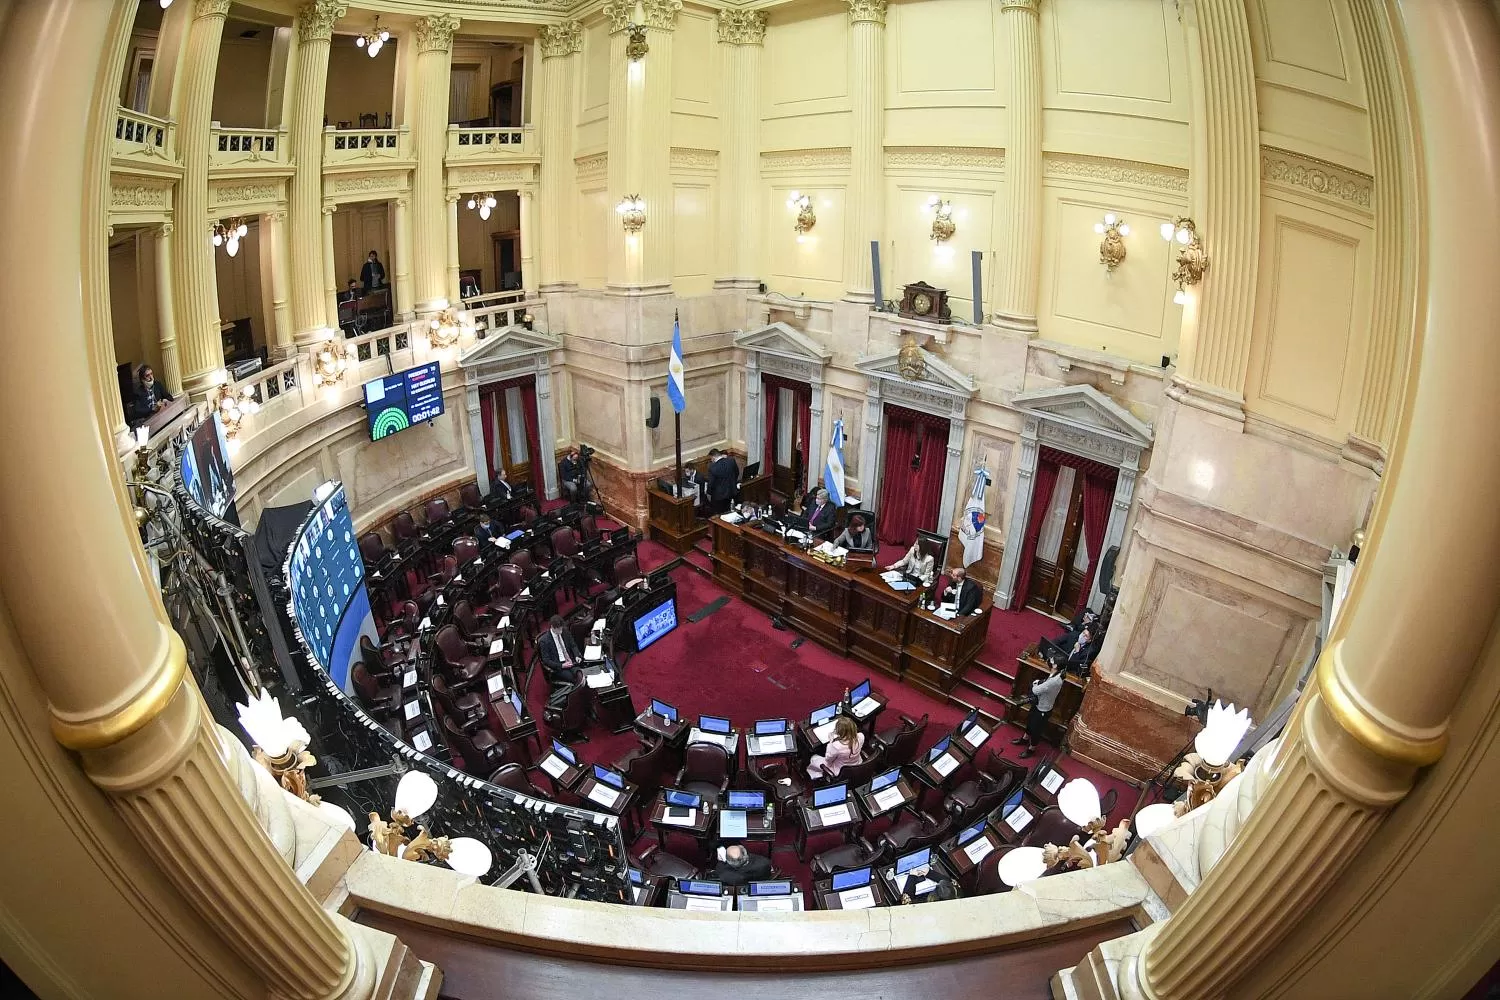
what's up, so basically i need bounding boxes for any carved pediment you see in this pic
[458,325,562,371]
[856,347,977,396]
[733,321,832,365]
[1011,384,1153,449]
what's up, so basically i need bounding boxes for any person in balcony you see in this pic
[129,364,173,425]
[360,250,386,292]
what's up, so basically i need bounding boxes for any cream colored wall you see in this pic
[456,191,520,293]
[575,19,611,154]
[324,38,396,126]
[210,35,273,128]
[108,240,149,374]
[330,201,393,291]
[214,220,267,352]
[671,7,720,151]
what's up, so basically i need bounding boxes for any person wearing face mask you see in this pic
[129,365,173,425]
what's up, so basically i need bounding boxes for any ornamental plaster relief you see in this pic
[323,171,408,205]
[1043,152,1188,193]
[574,153,607,182]
[716,10,767,45]
[604,0,681,32]
[760,148,851,174]
[209,179,286,215]
[539,21,583,58]
[845,0,889,25]
[670,147,718,172]
[295,0,345,42]
[413,14,461,54]
[447,163,539,191]
[1260,147,1373,211]
[110,180,173,211]
[885,146,1005,172]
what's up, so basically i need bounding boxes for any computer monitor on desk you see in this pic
[592,764,625,789]
[810,703,839,725]
[927,736,952,762]
[664,788,701,810]
[894,847,932,876]
[741,462,761,480]
[870,768,901,793]
[813,784,848,808]
[831,867,872,892]
[850,679,871,704]
[677,879,723,897]
[747,879,791,897]
[698,715,732,735]
[650,699,679,723]
[551,739,577,765]
[754,718,788,735]
[727,790,765,811]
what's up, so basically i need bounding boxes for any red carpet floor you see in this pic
[511,527,1138,903]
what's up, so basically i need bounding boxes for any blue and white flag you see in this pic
[823,418,847,506]
[958,466,992,566]
[666,314,686,414]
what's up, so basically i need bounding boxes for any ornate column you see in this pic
[995,420,1040,607]
[937,412,967,536]
[715,11,766,289]
[410,14,461,313]
[859,380,884,501]
[288,1,345,346]
[808,376,826,493]
[536,360,560,498]
[445,194,461,303]
[262,210,293,359]
[537,21,582,292]
[1168,0,1259,419]
[843,0,887,303]
[392,196,414,318]
[153,224,183,394]
[172,0,232,394]
[321,206,339,328]
[466,383,489,495]
[745,352,763,466]
[1104,4,1500,997]
[994,0,1042,333]
[519,188,538,296]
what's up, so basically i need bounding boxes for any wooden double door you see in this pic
[1025,465,1089,620]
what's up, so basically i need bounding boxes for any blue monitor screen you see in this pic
[850,679,871,703]
[650,699,678,722]
[813,784,847,808]
[505,529,526,541]
[664,789,700,809]
[727,790,765,811]
[810,703,839,724]
[510,691,524,716]
[870,768,901,792]
[633,597,678,651]
[363,361,444,441]
[961,708,978,730]
[927,737,952,761]
[286,484,372,695]
[895,847,931,875]
[957,822,986,846]
[699,715,731,734]
[755,719,787,735]
[749,880,792,897]
[832,868,871,891]
[1002,788,1024,816]
[551,739,577,765]
[679,879,721,897]
[628,868,645,885]
[592,765,624,789]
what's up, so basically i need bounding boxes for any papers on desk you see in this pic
[817,803,853,826]
[886,579,916,592]
[872,785,907,813]
[752,734,789,755]
[631,886,644,904]
[964,837,996,865]
[584,644,604,662]
[961,725,988,749]
[493,535,512,549]
[436,595,445,606]
[1041,769,1066,794]
[453,576,464,585]
[1004,804,1034,833]
[486,674,506,695]
[785,529,807,542]
[910,879,938,896]
[721,512,744,524]
[593,618,608,632]
[586,783,620,809]
[540,754,569,779]
[719,809,748,839]
[815,541,849,558]
[838,886,876,910]
[419,617,432,631]
[683,897,724,913]
[614,597,625,607]
[931,752,960,777]
[659,808,699,827]
[402,669,417,689]
[488,638,505,655]
[933,607,959,620]
[852,696,880,718]
[812,720,839,744]
[412,730,433,753]
[585,671,615,689]
[750,896,795,913]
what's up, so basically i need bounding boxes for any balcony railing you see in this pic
[446,125,536,161]
[113,106,175,163]
[324,127,407,165]
[210,127,288,169]
[468,296,539,340]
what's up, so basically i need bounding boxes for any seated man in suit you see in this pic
[885,539,936,587]
[338,278,360,305]
[538,614,583,686]
[706,448,739,515]
[128,364,173,425]
[474,512,499,547]
[558,448,584,502]
[1040,620,1100,673]
[710,844,774,887]
[805,488,837,533]
[939,565,983,615]
[833,514,875,552]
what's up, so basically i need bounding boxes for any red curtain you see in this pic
[796,386,813,492]
[1009,456,1060,611]
[1075,468,1118,606]
[479,389,499,483]
[762,376,779,467]
[518,379,543,491]
[877,405,950,546]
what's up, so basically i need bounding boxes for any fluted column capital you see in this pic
[999,0,1041,13]
[195,0,233,19]
[845,0,889,26]
[717,10,768,44]
[414,13,461,53]
[540,20,584,58]
[295,0,345,42]
[605,0,681,33]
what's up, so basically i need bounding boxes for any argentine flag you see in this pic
[959,466,992,567]
[823,418,847,506]
[666,314,687,414]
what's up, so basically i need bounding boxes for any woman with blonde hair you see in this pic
[808,715,864,780]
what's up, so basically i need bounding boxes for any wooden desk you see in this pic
[855,774,919,822]
[811,877,890,911]
[647,485,707,554]
[577,775,639,837]
[794,795,863,861]
[709,518,991,693]
[590,677,638,734]
[634,709,688,747]
[1005,645,1087,746]
[714,806,776,855]
[738,473,772,508]
[745,729,796,759]
[993,799,1041,845]
[488,692,539,763]
[537,751,583,794]
[1023,760,1070,812]
[648,795,716,853]
[942,824,1005,881]
[629,873,667,907]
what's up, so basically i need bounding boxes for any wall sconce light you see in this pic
[466,192,498,221]
[616,195,646,233]
[1094,212,1130,271]
[1171,700,1252,816]
[927,196,956,243]
[237,690,319,804]
[211,219,249,257]
[1161,216,1208,305]
[314,340,349,387]
[355,17,390,58]
[428,305,468,349]
[213,380,260,438]
[159,0,173,8]
[787,192,815,236]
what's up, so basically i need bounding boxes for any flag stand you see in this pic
[674,411,683,498]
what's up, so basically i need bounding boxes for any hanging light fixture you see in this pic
[355,16,390,58]
[211,219,250,257]
[465,192,499,221]
[159,0,173,8]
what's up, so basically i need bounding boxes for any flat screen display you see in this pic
[632,596,678,651]
[957,822,986,846]
[699,715,731,734]
[831,868,870,891]
[363,361,444,441]
[749,880,791,897]
[679,879,721,897]
[650,699,678,722]
[592,765,624,789]
[286,483,372,693]
[870,768,901,792]
[755,719,787,735]
[727,790,765,811]
[551,739,577,765]
[895,848,931,875]
[664,789,700,809]
[927,736,952,761]
[813,784,847,808]
[810,703,839,724]
[181,414,235,519]
[850,679,871,703]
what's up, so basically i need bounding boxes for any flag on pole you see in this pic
[823,418,847,506]
[958,466,992,567]
[666,314,687,414]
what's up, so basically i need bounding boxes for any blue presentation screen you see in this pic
[286,485,373,693]
[632,597,678,651]
[364,361,444,440]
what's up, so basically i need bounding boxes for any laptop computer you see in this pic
[894,847,932,877]
[551,739,577,765]
[809,703,840,725]
[677,879,722,897]
[870,768,901,793]
[663,788,701,819]
[813,784,848,808]
[592,764,625,789]
[754,718,788,735]
[956,821,987,847]
[727,790,766,811]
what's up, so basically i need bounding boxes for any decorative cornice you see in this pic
[195,0,232,18]
[295,0,345,43]
[1043,152,1188,193]
[1260,146,1373,210]
[885,146,1004,171]
[717,10,768,45]
[414,13,461,54]
[604,0,681,33]
[845,0,889,25]
[211,181,282,205]
[670,147,718,171]
[1000,0,1041,11]
[539,20,584,59]
[574,152,608,179]
[110,180,174,209]
[760,147,851,172]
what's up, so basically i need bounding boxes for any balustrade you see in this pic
[112,106,175,162]
[209,126,288,168]
[445,124,536,161]
[323,127,407,165]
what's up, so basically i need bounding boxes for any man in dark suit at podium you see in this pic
[805,488,837,533]
[939,566,982,615]
[706,448,739,515]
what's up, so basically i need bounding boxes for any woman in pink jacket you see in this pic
[808,715,864,780]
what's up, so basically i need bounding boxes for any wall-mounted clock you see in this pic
[899,281,950,322]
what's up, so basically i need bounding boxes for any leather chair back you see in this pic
[579,515,600,541]
[460,483,483,510]
[399,600,421,634]
[880,713,928,768]
[835,745,886,788]
[510,549,539,581]
[518,505,539,524]
[557,683,589,731]
[358,634,385,674]
[392,511,418,543]
[425,497,451,526]
[358,531,387,563]
[431,554,458,586]
[971,845,1016,895]
[1022,806,1080,848]
[551,526,581,559]
[452,600,482,638]
[429,673,461,719]
[434,625,468,668]
[351,663,384,703]
[681,741,730,784]
[618,736,669,795]
[442,716,481,770]
[453,536,479,565]
[493,564,525,598]
[611,553,641,585]
[488,763,541,797]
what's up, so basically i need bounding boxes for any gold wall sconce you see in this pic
[314,340,349,387]
[1043,777,1133,870]
[927,196,956,243]
[466,192,498,221]
[1094,213,1130,271]
[237,690,320,804]
[211,218,249,257]
[428,303,467,349]
[787,191,816,236]
[1161,216,1208,304]
[616,194,646,233]
[213,379,260,439]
